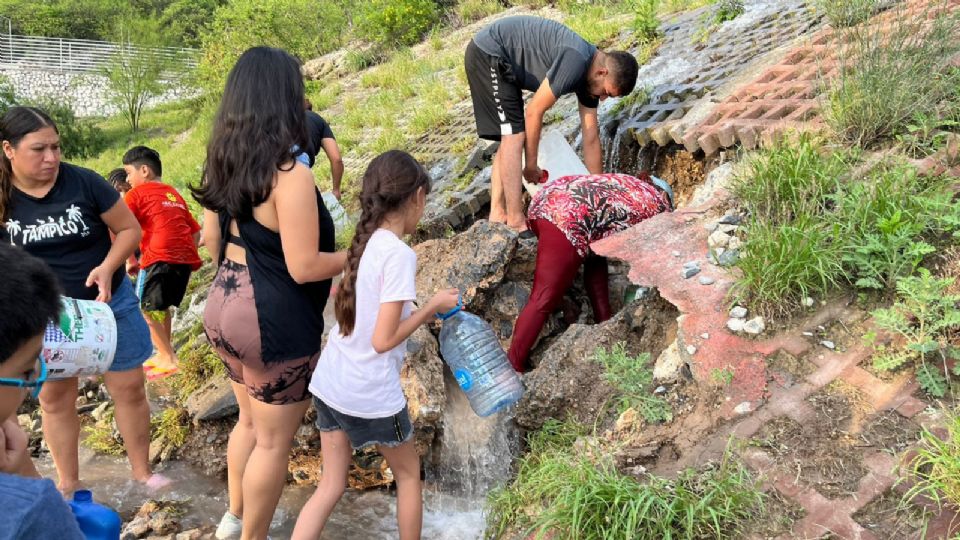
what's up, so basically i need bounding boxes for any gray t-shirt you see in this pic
[0,472,85,540]
[473,16,599,108]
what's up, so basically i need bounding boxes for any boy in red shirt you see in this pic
[123,146,201,375]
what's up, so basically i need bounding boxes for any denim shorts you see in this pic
[313,396,414,450]
[108,277,153,372]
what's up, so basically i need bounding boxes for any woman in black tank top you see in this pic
[191,47,347,540]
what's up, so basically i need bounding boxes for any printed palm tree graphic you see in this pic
[5,220,20,243]
[66,205,88,231]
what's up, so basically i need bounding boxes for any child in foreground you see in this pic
[292,150,459,540]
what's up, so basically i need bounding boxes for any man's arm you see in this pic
[523,79,559,183]
[579,103,602,174]
[321,138,344,200]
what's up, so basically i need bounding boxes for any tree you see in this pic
[102,17,183,132]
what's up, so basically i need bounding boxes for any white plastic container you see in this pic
[44,297,117,380]
[523,130,589,196]
[322,192,350,233]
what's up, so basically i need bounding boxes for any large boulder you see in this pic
[184,376,238,422]
[401,326,445,454]
[413,220,519,308]
[515,293,678,431]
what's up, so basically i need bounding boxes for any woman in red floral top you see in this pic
[508,172,672,372]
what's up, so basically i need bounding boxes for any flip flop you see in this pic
[143,358,179,381]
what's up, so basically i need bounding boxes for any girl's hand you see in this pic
[86,265,113,303]
[0,418,28,474]
[430,288,461,315]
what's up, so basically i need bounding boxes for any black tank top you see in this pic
[218,188,335,363]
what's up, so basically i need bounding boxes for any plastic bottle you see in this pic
[438,303,524,417]
[68,490,122,540]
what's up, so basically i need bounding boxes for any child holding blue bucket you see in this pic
[292,151,459,540]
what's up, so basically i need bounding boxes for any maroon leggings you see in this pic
[507,219,612,372]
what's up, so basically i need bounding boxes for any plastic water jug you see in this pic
[438,303,524,417]
[44,297,118,380]
[68,490,121,540]
[522,129,589,196]
[322,192,350,233]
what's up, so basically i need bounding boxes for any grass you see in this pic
[823,1,960,148]
[487,420,765,539]
[730,135,850,316]
[901,406,960,513]
[815,0,879,28]
[151,407,190,448]
[593,342,672,423]
[82,405,125,456]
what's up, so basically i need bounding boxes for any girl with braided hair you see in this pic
[293,150,459,540]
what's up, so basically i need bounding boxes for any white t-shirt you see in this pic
[309,229,417,418]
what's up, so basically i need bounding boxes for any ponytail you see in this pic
[333,150,431,336]
[0,106,59,224]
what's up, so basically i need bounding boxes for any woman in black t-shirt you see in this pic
[0,106,165,493]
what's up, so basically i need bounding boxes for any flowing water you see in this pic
[38,369,520,538]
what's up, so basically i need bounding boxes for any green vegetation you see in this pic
[151,407,190,448]
[711,367,735,386]
[823,2,960,148]
[732,133,960,319]
[593,342,672,423]
[487,420,765,539]
[82,406,125,455]
[355,0,440,47]
[902,407,960,512]
[868,270,960,397]
[815,0,879,28]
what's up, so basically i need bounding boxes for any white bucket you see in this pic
[43,297,118,380]
[523,130,590,196]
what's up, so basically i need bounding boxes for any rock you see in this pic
[820,340,836,350]
[719,213,742,225]
[743,317,766,335]
[729,306,748,319]
[802,331,814,337]
[653,339,684,382]
[734,401,753,414]
[707,230,730,249]
[701,333,709,339]
[802,297,815,307]
[516,296,677,430]
[727,236,742,251]
[121,500,184,539]
[704,222,719,232]
[690,162,737,207]
[615,407,639,432]
[717,249,740,267]
[671,250,681,257]
[91,402,111,422]
[654,386,666,394]
[718,224,738,234]
[681,265,701,279]
[175,530,207,540]
[698,276,715,286]
[414,220,518,309]
[400,327,445,453]
[685,345,697,355]
[726,318,745,332]
[184,376,238,422]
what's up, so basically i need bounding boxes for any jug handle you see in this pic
[436,296,464,320]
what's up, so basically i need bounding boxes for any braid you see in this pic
[333,150,432,337]
[334,201,385,336]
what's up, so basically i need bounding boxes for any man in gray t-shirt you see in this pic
[465,16,638,232]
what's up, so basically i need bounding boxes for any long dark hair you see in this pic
[191,47,308,218]
[335,150,431,336]
[0,106,58,223]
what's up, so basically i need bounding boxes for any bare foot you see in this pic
[142,473,173,491]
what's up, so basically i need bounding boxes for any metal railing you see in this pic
[0,33,198,75]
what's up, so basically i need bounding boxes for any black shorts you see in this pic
[139,262,192,312]
[465,39,525,141]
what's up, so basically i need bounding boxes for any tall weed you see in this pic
[593,342,671,423]
[487,423,765,540]
[823,2,960,147]
[815,0,880,28]
[902,407,960,510]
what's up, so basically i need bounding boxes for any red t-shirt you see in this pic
[124,182,202,270]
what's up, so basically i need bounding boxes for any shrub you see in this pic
[487,421,765,540]
[455,0,503,23]
[823,2,960,148]
[593,342,671,423]
[355,0,440,47]
[835,163,955,291]
[869,269,960,397]
[631,0,662,41]
[902,407,960,511]
[159,0,226,48]
[197,0,348,95]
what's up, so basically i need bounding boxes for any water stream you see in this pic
[37,369,519,538]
